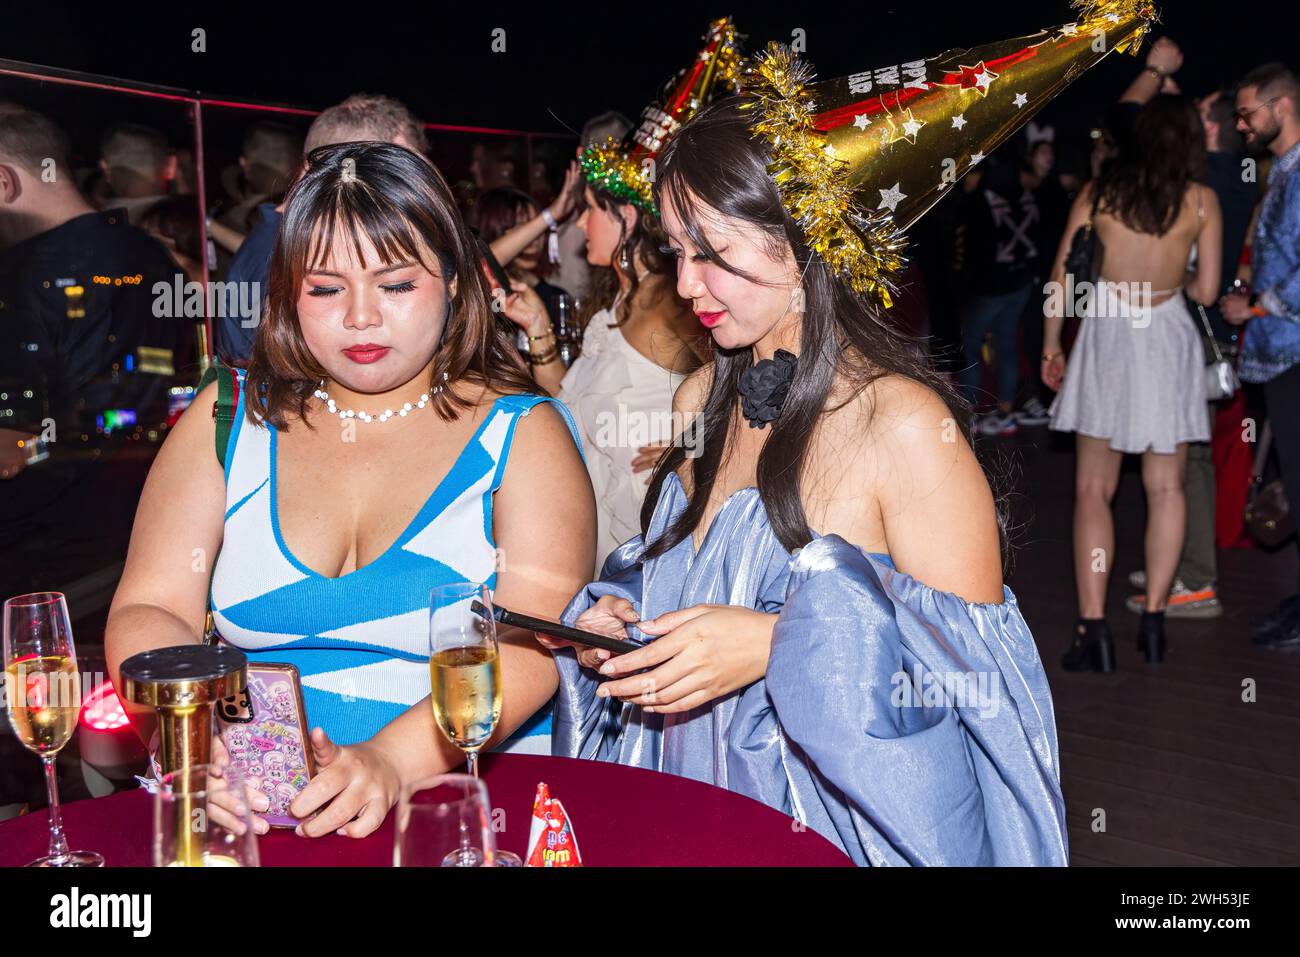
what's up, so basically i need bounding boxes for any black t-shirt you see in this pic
[0,209,189,433]
[962,162,1042,295]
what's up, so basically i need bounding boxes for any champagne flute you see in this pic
[428,582,502,781]
[3,592,103,867]
[153,762,260,867]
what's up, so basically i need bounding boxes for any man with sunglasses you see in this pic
[1221,63,1300,648]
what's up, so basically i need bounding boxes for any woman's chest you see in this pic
[683,422,889,553]
[271,425,479,578]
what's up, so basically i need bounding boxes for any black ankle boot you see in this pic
[1063,617,1115,673]
[1138,609,1166,664]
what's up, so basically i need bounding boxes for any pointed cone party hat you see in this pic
[742,0,1160,306]
[581,16,745,216]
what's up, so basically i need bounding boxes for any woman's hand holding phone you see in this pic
[534,594,641,670]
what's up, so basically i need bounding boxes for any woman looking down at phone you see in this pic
[539,89,1068,865]
[106,142,595,839]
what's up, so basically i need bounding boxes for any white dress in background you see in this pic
[558,307,687,577]
[1048,284,1210,454]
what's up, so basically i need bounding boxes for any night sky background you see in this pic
[5,1,1298,133]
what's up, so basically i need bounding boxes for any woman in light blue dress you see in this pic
[539,96,1069,866]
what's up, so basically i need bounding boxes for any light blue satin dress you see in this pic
[552,472,1069,866]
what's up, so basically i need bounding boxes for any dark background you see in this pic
[4,1,1298,133]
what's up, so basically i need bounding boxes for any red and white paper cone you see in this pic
[525,782,583,867]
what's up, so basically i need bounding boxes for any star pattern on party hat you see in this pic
[939,61,1000,98]
[736,0,1160,307]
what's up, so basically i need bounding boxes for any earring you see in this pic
[618,244,632,274]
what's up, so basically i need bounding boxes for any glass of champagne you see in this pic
[3,592,103,867]
[153,762,260,867]
[429,582,502,781]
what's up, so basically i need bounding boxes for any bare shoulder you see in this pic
[671,362,715,420]
[835,374,964,459]
[152,379,223,478]
[499,395,585,474]
[833,374,1004,602]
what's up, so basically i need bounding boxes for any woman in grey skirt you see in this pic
[1042,95,1223,672]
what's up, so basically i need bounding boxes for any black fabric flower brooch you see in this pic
[737,348,798,429]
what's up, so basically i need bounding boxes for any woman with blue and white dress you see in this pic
[106,141,595,839]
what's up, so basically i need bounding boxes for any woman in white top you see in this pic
[506,182,708,575]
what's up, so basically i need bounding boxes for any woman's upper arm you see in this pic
[108,382,228,642]
[492,402,597,613]
[868,380,1005,604]
[1194,186,1224,305]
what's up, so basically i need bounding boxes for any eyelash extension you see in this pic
[306,280,417,298]
[658,244,721,264]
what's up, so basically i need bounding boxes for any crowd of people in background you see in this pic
[3,37,1300,661]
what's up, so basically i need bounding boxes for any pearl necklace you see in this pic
[313,372,449,424]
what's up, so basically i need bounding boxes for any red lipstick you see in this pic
[342,343,390,364]
[696,310,726,328]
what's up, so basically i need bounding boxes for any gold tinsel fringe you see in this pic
[740,42,907,306]
[1069,0,1161,55]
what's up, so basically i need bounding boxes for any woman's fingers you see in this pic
[602,656,694,703]
[636,604,714,636]
[596,632,680,678]
[211,733,231,768]
[338,799,387,839]
[289,762,346,821]
[297,783,365,838]
[577,647,609,670]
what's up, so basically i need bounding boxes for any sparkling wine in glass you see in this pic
[3,592,103,867]
[429,582,502,781]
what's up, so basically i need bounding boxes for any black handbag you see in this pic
[1064,186,1104,284]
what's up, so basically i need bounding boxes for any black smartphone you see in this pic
[476,600,646,656]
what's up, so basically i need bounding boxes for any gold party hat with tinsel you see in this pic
[581,16,744,216]
[741,0,1160,306]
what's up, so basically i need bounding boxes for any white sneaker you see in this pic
[1125,577,1224,618]
[1014,397,1051,426]
[977,411,1019,436]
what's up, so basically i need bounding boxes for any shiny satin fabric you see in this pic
[552,472,1069,866]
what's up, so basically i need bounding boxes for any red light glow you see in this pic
[80,681,132,732]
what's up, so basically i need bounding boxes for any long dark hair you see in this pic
[244,141,535,428]
[641,96,1008,564]
[1099,94,1206,235]
[579,184,678,331]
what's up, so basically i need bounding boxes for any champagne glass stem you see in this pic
[459,750,479,864]
[42,755,70,864]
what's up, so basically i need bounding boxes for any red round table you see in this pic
[0,753,852,866]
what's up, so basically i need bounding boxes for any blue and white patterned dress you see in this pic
[210,369,583,752]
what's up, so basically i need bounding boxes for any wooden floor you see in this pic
[1001,426,1300,866]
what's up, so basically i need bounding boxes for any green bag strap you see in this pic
[194,360,241,643]
[195,360,241,468]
